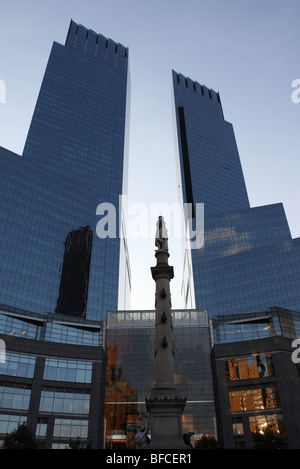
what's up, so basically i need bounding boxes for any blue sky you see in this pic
[1,0,299,309]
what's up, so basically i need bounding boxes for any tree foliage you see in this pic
[195,434,220,449]
[1,422,38,449]
[65,436,90,449]
[252,426,288,449]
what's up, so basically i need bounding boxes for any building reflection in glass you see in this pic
[56,226,93,318]
[229,384,280,413]
[226,354,274,381]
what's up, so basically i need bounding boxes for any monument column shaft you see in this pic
[154,272,175,388]
[146,216,189,449]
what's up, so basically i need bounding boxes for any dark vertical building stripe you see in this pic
[178,106,195,218]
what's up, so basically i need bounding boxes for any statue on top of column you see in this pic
[155,216,169,252]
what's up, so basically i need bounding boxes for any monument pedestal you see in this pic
[146,390,189,449]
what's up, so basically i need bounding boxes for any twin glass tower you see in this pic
[0,20,299,323]
[172,71,300,318]
[0,21,131,321]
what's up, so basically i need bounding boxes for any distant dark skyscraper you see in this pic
[172,70,300,316]
[0,21,131,321]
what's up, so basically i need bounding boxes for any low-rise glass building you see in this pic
[2,303,300,449]
[104,309,216,448]
[211,307,300,448]
[0,303,105,448]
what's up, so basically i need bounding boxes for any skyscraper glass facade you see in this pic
[172,71,249,217]
[172,70,300,317]
[0,21,131,321]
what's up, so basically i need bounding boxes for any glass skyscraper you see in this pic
[172,70,300,317]
[0,21,131,321]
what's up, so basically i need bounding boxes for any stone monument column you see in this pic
[145,216,189,449]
